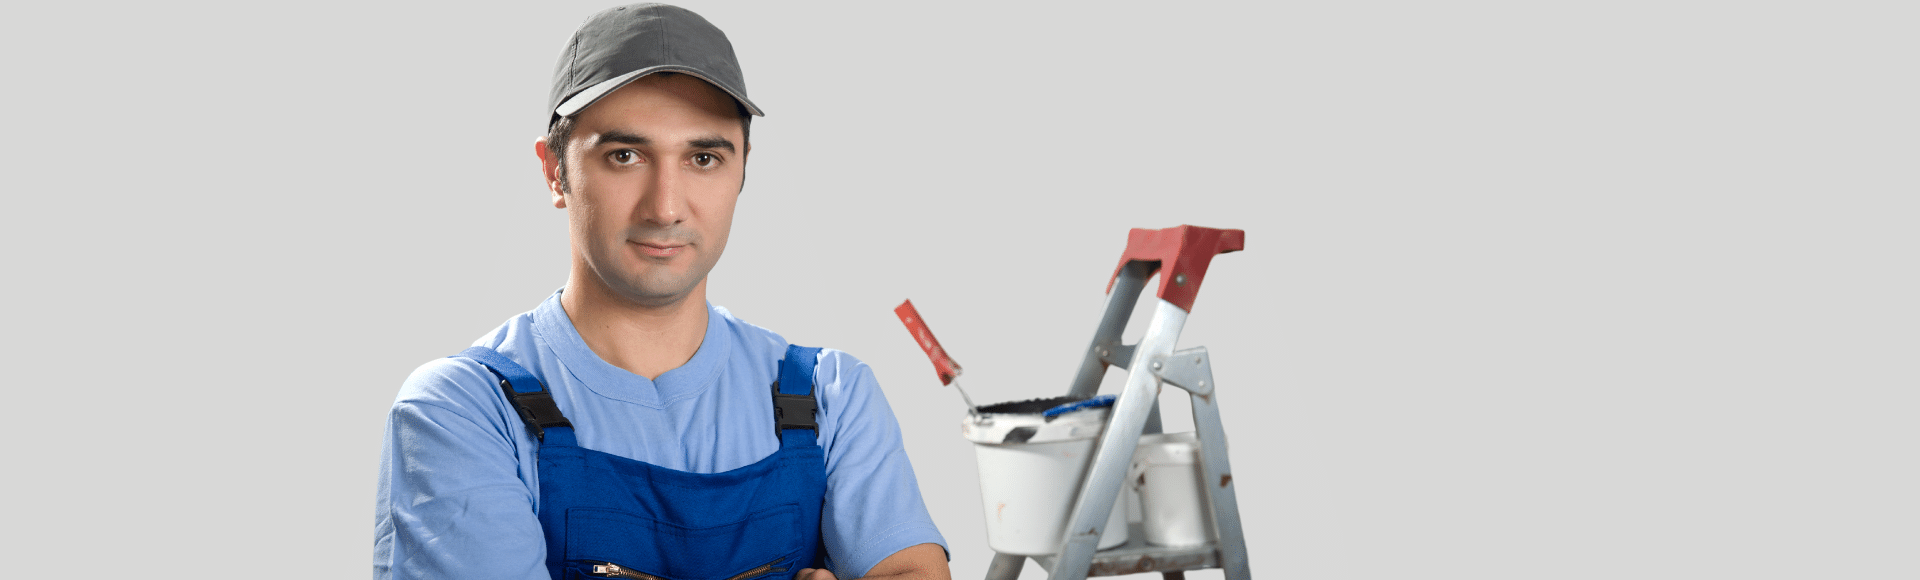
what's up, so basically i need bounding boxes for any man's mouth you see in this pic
[632,240,686,258]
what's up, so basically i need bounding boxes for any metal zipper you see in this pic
[585,561,668,580]
[721,559,789,580]
[583,558,787,580]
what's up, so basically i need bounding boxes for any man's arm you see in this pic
[812,351,951,578]
[798,543,950,580]
[374,358,548,580]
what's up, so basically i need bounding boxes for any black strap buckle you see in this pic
[773,382,818,433]
[500,379,572,442]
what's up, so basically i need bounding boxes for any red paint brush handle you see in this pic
[894,299,962,385]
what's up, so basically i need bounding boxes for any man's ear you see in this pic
[737,141,751,194]
[534,136,566,209]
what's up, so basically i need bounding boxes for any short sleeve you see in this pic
[374,358,549,580]
[813,351,949,577]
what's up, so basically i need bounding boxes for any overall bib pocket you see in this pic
[563,505,805,580]
[575,557,793,580]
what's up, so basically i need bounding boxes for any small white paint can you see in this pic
[1129,432,1215,547]
[962,397,1130,555]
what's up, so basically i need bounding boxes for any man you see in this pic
[373,4,951,579]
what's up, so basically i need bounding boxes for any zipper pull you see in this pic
[587,562,666,580]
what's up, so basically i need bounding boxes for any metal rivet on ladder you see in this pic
[1174,273,1187,285]
[1151,361,1162,370]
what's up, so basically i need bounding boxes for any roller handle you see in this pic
[1105,225,1245,312]
[894,299,962,385]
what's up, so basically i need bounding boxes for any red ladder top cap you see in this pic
[1105,225,1245,312]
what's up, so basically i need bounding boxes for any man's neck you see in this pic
[559,277,709,381]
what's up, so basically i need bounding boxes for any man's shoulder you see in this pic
[393,305,543,413]
[709,302,786,352]
[398,354,491,395]
[389,345,539,441]
[709,303,871,379]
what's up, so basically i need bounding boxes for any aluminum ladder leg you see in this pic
[983,225,1250,580]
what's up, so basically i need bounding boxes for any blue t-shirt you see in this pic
[374,291,946,579]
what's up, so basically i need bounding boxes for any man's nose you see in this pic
[636,165,687,225]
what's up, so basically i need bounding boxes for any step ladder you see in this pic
[985,225,1252,580]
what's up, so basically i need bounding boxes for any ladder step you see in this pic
[1031,523,1220,577]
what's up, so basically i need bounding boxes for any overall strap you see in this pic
[454,346,577,446]
[773,344,823,449]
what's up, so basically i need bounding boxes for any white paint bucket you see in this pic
[962,397,1130,555]
[1129,432,1215,547]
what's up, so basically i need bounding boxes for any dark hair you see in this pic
[545,99,752,195]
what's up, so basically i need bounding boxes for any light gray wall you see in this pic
[4,1,1913,578]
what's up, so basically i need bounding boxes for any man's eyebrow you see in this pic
[592,130,650,147]
[688,136,736,153]
[590,131,734,153]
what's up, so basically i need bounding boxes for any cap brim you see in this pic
[553,66,765,120]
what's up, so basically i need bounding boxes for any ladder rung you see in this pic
[1032,523,1220,577]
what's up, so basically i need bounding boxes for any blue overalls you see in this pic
[456,344,827,580]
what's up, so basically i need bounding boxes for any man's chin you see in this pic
[610,275,705,308]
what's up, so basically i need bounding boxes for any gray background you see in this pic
[4,1,1914,578]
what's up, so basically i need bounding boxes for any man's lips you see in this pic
[631,240,687,258]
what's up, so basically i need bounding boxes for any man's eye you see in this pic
[691,153,719,168]
[610,150,641,165]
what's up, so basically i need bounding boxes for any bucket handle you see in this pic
[1127,456,1150,492]
[1128,437,1209,491]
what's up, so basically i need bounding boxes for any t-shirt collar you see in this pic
[530,289,731,408]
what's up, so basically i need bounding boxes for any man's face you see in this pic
[541,73,748,309]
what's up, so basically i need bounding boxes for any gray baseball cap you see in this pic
[548,3,762,126]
